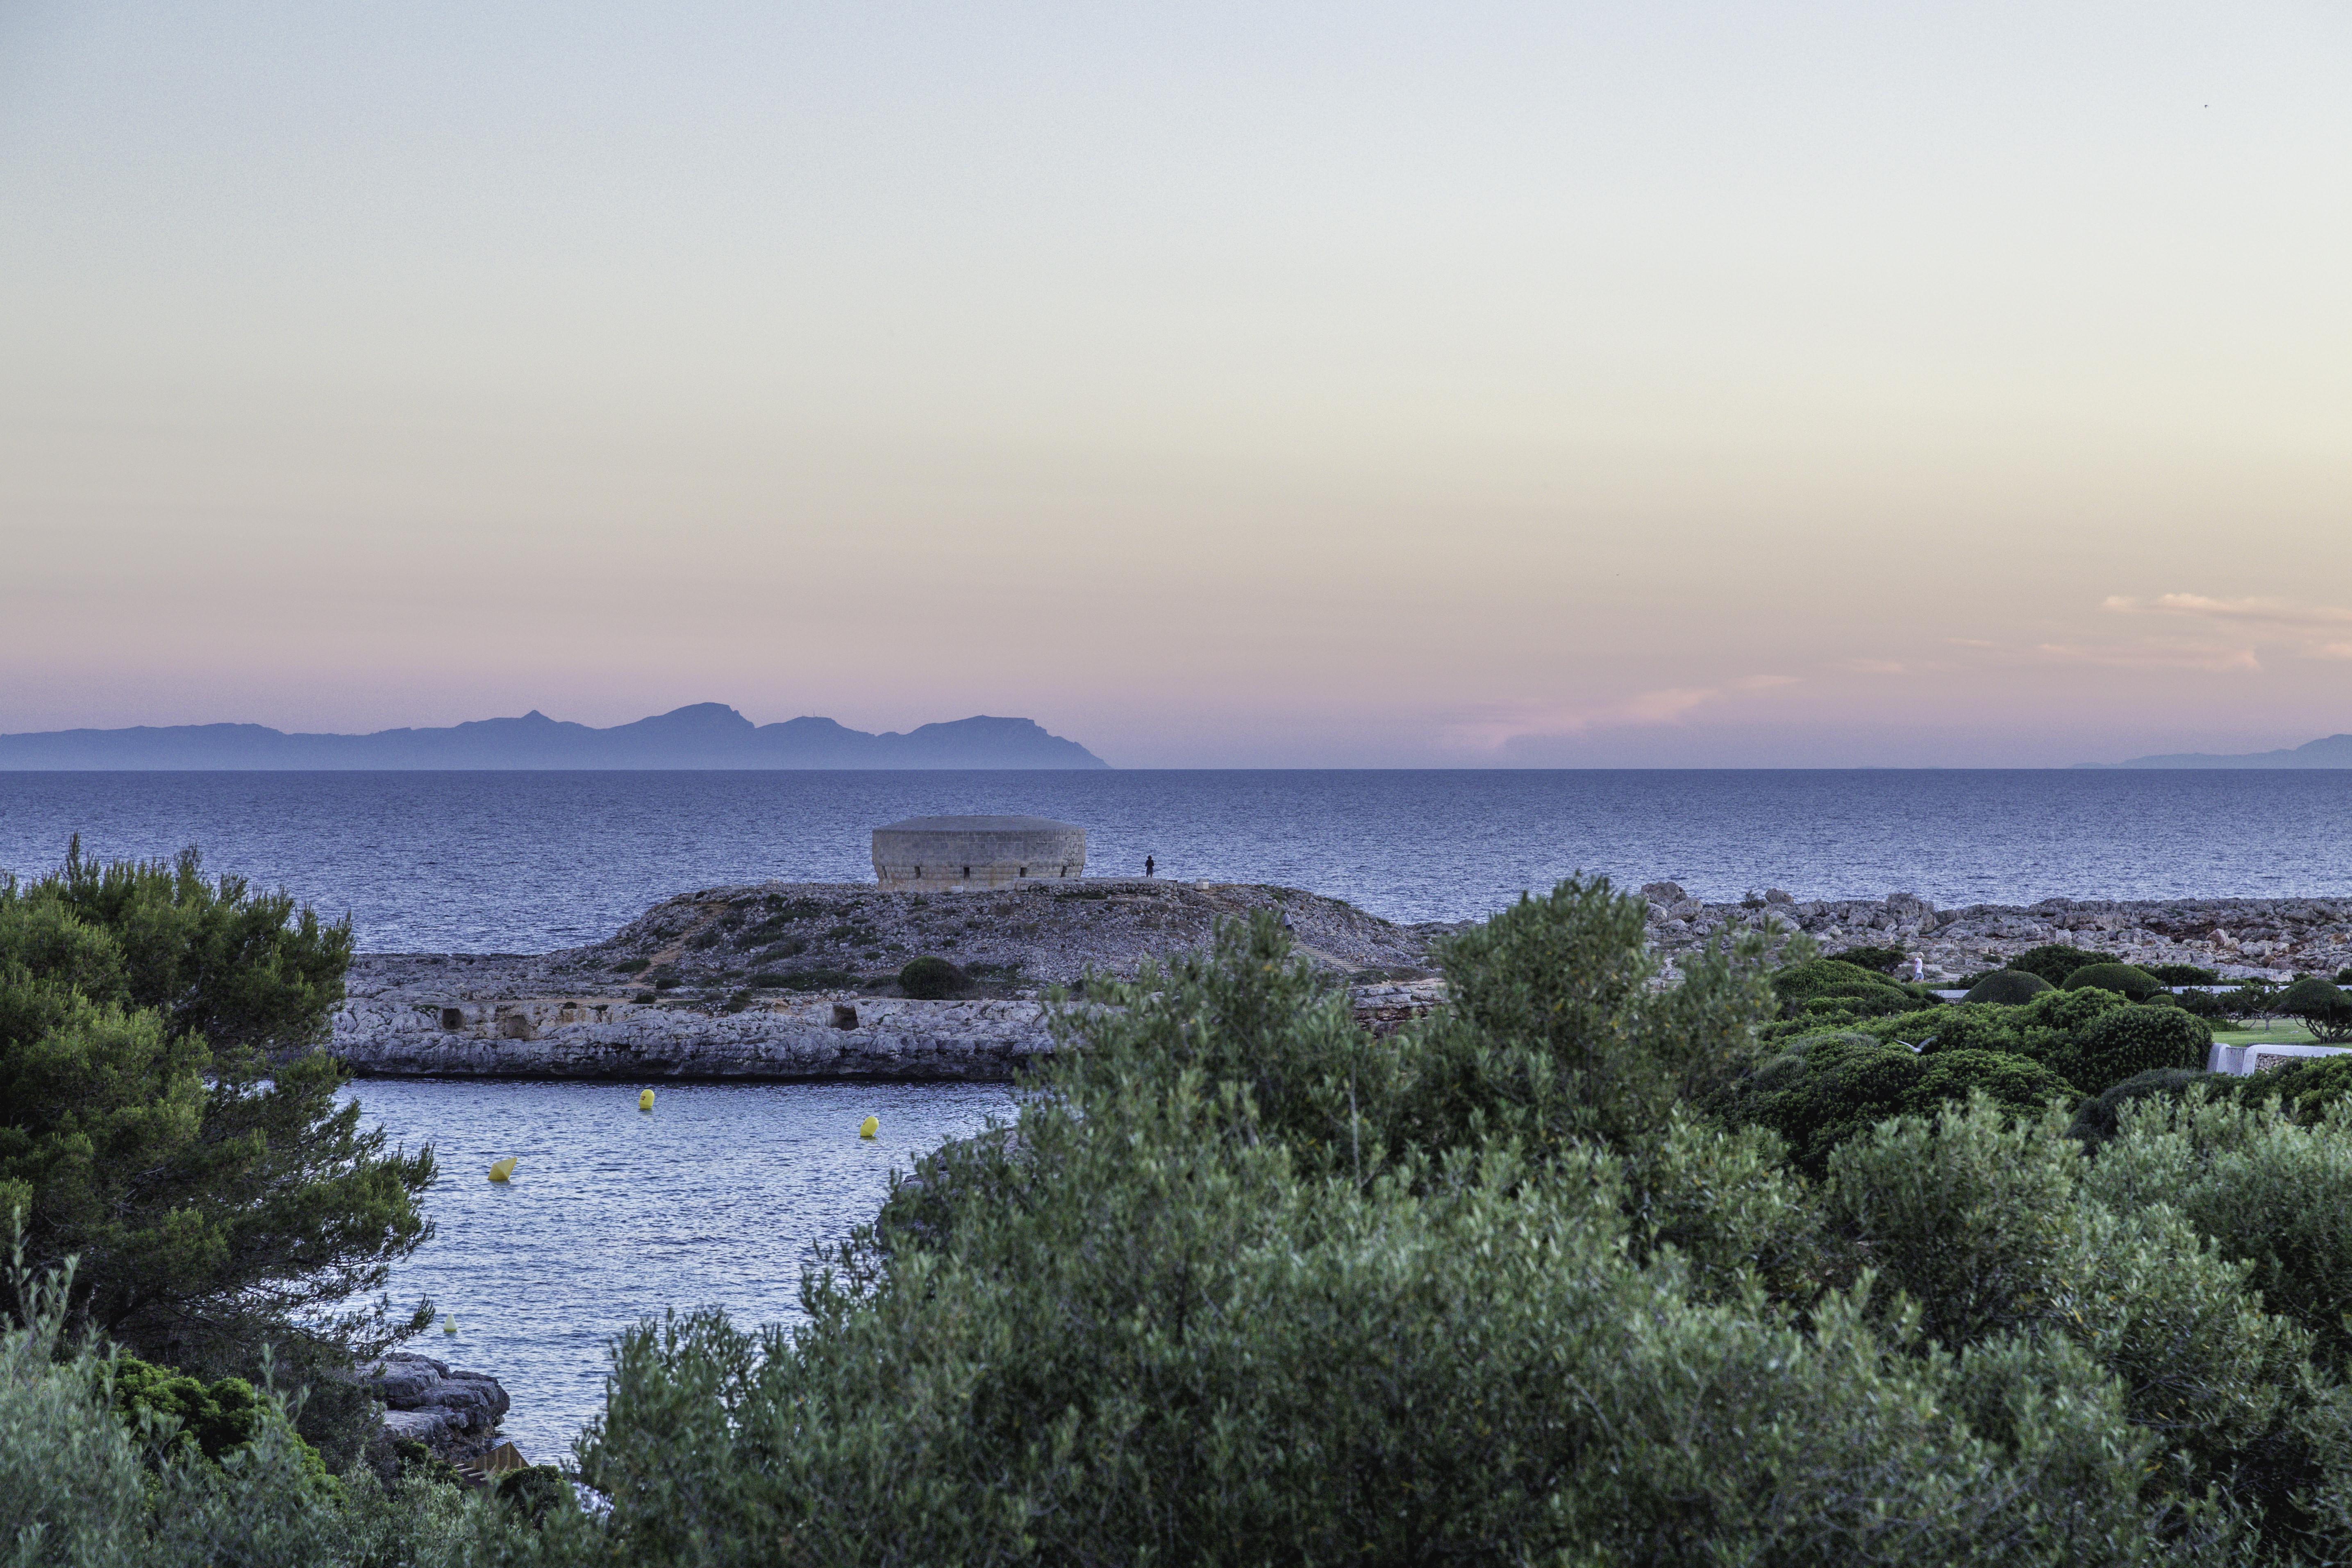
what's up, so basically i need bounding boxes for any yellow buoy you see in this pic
[488,1157,517,1182]
[442,1315,457,1335]
[639,1089,655,1112]
[859,1115,879,1139]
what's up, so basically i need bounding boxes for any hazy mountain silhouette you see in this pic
[0,705,1109,770]
[2082,734,2352,769]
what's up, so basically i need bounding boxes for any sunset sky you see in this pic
[4,1,2347,767]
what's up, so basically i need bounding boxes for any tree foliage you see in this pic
[0,842,434,1388]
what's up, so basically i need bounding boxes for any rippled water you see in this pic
[350,1078,1014,1462]
[7,769,2352,952]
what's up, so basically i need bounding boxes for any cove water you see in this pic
[349,1078,1013,1463]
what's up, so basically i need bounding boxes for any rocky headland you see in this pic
[329,879,2352,1080]
[333,879,1449,1080]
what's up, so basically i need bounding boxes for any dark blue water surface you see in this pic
[5,770,2352,950]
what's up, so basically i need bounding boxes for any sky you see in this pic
[2,1,2348,768]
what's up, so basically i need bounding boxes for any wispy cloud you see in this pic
[2034,641,2262,673]
[2103,593,2352,662]
[1840,658,1907,675]
[1445,675,1798,750]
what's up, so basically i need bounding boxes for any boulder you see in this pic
[361,1352,511,1461]
[1641,882,1687,904]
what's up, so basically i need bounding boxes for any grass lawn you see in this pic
[2211,1021,2339,1047]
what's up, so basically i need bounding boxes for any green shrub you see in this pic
[2061,962,2163,1001]
[2066,1067,2211,1145]
[898,956,969,999]
[1718,1034,2076,1176]
[2218,1053,2352,1124]
[612,957,651,975]
[2059,1003,2212,1094]
[745,971,790,988]
[2277,977,2352,1042]
[492,1463,577,1526]
[105,1357,266,1464]
[1767,958,1920,1026]
[2146,962,2221,986]
[2087,1094,2352,1377]
[2009,943,2111,985]
[2338,966,2352,985]
[1858,1004,2021,1056]
[577,899,2183,1565]
[1962,969,2054,1006]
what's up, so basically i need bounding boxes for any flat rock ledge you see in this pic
[336,991,1060,1080]
[1638,884,2352,982]
[333,982,1452,1080]
[360,1352,511,1463]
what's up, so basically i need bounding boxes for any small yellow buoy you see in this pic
[639,1089,655,1112]
[442,1315,457,1335]
[488,1157,517,1182]
[859,1115,878,1140]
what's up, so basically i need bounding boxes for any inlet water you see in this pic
[349,1078,1014,1461]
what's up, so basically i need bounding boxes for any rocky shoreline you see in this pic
[360,1352,512,1464]
[1636,884,2352,982]
[327,879,2352,1081]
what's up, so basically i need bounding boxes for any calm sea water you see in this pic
[347,1078,1014,1463]
[13,768,2352,1457]
[6,769,2352,952]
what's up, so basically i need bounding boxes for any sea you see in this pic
[7,766,2352,1459]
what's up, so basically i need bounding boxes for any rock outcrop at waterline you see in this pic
[361,1353,511,1462]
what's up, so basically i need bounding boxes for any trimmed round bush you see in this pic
[2068,1003,2212,1094]
[2277,977,2352,1041]
[2067,1067,2211,1145]
[1963,969,2054,1006]
[899,955,970,999]
[2009,943,2110,985]
[2061,962,2164,1002]
[1770,958,1918,1021]
[2146,962,2221,986]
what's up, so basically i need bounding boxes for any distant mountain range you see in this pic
[2083,734,2352,769]
[0,705,1109,770]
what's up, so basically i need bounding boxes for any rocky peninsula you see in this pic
[333,879,1450,1080]
[330,879,2352,1080]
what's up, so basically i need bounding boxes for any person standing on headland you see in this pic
[1144,855,1155,878]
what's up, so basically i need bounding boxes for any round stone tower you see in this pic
[872,815,1086,891]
